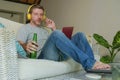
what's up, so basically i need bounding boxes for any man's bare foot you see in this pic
[92,61,111,70]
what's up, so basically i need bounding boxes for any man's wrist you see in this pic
[52,27,56,31]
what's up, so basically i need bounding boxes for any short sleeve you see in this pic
[16,26,28,43]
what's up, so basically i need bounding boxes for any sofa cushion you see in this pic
[18,58,82,80]
[62,27,73,39]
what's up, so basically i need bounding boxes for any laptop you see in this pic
[62,27,73,39]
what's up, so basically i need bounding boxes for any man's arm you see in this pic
[18,41,38,54]
[18,41,27,52]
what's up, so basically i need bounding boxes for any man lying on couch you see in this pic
[16,4,110,70]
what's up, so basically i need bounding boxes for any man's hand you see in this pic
[18,41,38,54]
[45,18,56,31]
[26,41,38,53]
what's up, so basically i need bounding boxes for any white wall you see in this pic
[41,0,120,38]
[0,0,29,23]
[41,0,120,61]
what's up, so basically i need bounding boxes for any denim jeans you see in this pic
[38,30,96,70]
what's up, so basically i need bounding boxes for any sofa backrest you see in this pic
[0,17,23,35]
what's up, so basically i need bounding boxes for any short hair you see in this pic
[29,4,44,14]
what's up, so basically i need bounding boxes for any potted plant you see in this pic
[93,31,120,63]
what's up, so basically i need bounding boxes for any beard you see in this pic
[31,20,41,26]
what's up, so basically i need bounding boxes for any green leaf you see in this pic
[100,55,111,63]
[112,31,120,49]
[93,34,110,49]
[117,48,120,52]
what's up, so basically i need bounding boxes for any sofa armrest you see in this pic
[0,29,18,80]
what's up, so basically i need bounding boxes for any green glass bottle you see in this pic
[30,33,37,59]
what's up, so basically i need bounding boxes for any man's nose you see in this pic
[38,15,42,19]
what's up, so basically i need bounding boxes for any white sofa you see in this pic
[0,17,82,80]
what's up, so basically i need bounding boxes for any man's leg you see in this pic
[71,32,110,70]
[38,31,68,61]
[38,30,95,70]
[38,38,60,61]
[71,32,95,60]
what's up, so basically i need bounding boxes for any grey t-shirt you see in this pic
[16,23,50,57]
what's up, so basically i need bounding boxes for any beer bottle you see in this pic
[30,33,37,59]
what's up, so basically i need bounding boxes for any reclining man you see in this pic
[16,4,110,70]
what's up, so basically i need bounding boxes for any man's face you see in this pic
[31,8,44,26]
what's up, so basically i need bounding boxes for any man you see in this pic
[17,4,110,70]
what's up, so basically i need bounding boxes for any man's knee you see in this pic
[73,32,85,38]
[53,30,62,34]
[52,30,64,37]
[76,32,85,36]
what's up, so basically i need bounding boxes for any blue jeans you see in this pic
[38,30,96,70]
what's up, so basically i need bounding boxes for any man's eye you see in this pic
[34,13,38,15]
